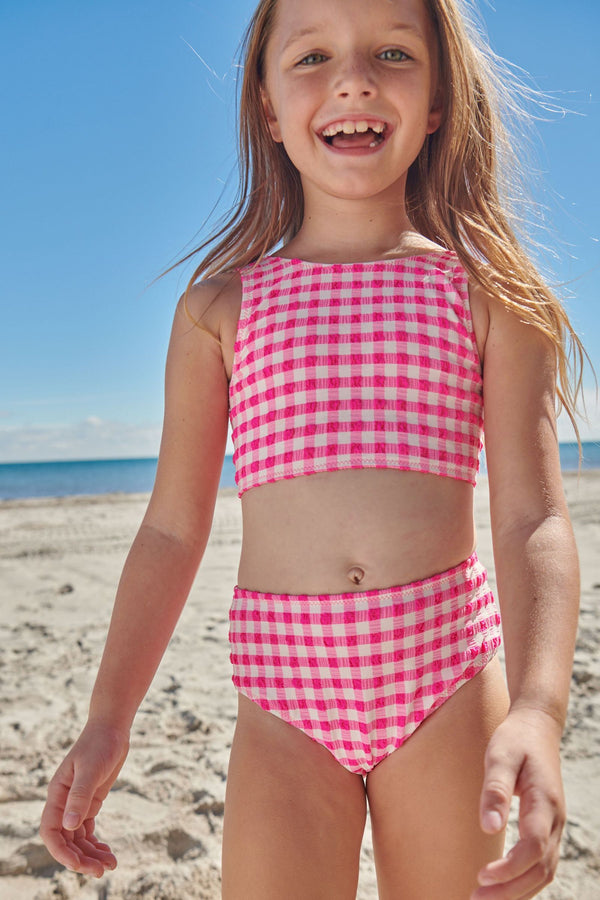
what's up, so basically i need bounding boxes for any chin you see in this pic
[326,180,405,203]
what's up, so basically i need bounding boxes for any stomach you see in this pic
[236,469,477,594]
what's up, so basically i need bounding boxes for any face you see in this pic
[260,0,443,207]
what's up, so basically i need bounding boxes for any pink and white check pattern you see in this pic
[230,553,501,774]
[229,251,484,497]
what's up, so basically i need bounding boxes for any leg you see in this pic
[222,694,367,900]
[366,657,510,900]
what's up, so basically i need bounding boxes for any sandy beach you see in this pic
[0,473,598,899]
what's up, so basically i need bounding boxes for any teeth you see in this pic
[321,119,386,137]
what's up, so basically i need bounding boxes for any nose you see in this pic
[333,53,378,100]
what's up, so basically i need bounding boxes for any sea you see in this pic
[0,444,598,501]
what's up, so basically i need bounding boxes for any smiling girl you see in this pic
[40,1,584,897]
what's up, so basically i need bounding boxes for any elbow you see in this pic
[491,511,579,574]
[493,509,572,545]
[135,520,209,565]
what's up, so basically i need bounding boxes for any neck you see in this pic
[285,190,415,264]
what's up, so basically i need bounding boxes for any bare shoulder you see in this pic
[467,278,554,370]
[177,270,242,341]
[171,271,242,379]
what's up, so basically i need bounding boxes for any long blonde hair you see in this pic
[169,0,587,435]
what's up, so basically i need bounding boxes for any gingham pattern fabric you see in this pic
[229,553,502,775]
[229,251,483,497]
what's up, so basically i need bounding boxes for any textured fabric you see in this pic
[229,553,502,775]
[229,251,483,497]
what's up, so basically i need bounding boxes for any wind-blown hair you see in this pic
[170,0,586,435]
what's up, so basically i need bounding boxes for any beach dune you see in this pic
[0,474,598,898]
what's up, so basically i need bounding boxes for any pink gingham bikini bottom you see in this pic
[229,553,502,775]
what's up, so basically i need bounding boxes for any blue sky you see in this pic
[1,0,598,462]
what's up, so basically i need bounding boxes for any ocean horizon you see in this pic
[0,443,598,501]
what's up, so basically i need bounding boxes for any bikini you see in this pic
[227,250,502,775]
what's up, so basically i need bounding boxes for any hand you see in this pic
[40,720,130,877]
[471,706,566,900]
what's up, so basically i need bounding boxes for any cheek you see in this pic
[405,77,439,129]
[276,87,318,140]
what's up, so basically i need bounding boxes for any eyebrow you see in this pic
[281,21,427,54]
[388,23,427,42]
[281,25,326,54]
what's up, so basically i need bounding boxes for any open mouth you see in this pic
[319,119,388,150]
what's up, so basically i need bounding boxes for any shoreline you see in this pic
[0,473,598,898]
[0,469,598,508]
[0,487,240,510]
[1,444,598,504]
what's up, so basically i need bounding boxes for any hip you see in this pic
[229,552,502,669]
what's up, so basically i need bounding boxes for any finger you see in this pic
[62,823,114,877]
[67,832,117,873]
[476,820,560,897]
[87,795,104,820]
[38,823,84,873]
[518,779,565,850]
[471,856,557,900]
[84,819,113,855]
[479,743,521,834]
[63,835,106,878]
[476,838,544,886]
[94,840,112,852]
[74,823,117,869]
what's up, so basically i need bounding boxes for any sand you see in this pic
[0,473,598,899]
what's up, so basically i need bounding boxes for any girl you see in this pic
[40,0,584,897]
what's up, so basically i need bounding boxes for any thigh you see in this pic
[222,694,367,900]
[366,657,510,900]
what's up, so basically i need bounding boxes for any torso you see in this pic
[205,241,490,595]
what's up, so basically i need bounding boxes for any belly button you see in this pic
[347,566,365,585]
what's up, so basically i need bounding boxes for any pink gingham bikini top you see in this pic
[228,250,483,497]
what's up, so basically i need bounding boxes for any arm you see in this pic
[40,278,232,875]
[471,290,580,899]
[86,284,231,732]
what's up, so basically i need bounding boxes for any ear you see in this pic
[427,88,444,134]
[260,86,283,142]
[426,87,444,135]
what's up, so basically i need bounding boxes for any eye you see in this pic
[378,48,410,62]
[296,52,327,66]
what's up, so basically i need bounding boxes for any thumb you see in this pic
[62,768,97,831]
[480,741,520,834]
[60,726,130,832]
